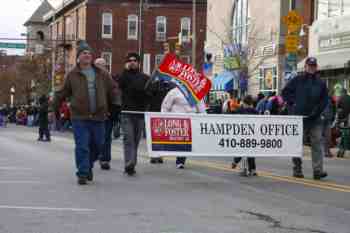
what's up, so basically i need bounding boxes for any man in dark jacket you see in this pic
[118,52,150,175]
[54,41,118,185]
[38,95,50,142]
[282,57,328,180]
[337,88,350,125]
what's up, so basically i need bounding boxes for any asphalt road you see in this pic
[0,125,349,233]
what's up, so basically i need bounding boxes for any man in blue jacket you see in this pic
[282,57,328,180]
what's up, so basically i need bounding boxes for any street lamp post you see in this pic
[10,87,15,108]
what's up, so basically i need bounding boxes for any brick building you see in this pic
[24,0,54,55]
[45,0,207,89]
[205,0,314,100]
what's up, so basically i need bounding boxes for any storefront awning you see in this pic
[211,71,235,91]
[298,50,350,71]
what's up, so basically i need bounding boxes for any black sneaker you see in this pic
[293,171,304,178]
[100,162,110,170]
[313,171,328,180]
[125,165,136,176]
[150,158,158,164]
[87,170,93,181]
[77,176,87,185]
[157,157,164,164]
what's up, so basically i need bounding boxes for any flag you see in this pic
[153,53,212,106]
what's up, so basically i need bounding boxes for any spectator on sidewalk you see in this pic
[38,95,51,142]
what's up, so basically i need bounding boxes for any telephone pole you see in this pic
[192,0,196,68]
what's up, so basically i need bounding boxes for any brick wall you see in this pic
[85,1,207,74]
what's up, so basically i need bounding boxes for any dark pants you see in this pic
[293,122,324,173]
[234,157,256,171]
[72,120,105,177]
[38,125,50,140]
[176,157,186,165]
[100,119,113,163]
[121,114,144,168]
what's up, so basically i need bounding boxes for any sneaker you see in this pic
[37,138,44,141]
[87,170,93,181]
[249,170,258,176]
[176,163,185,169]
[293,167,304,178]
[100,162,110,170]
[150,158,158,164]
[157,157,164,164]
[77,176,87,185]
[231,162,238,169]
[313,171,328,180]
[239,169,248,177]
[124,164,136,176]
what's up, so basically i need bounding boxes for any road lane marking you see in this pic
[162,158,350,193]
[152,157,350,192]
[0,205,96,212]
[0,167,33,170]
[0,181,43,184]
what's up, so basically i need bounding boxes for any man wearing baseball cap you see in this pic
[282,57,329,180]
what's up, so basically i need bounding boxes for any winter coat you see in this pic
[53,65,118,121]
[281,72,328,126]
[118,69,150,112]
[161,88,206,113]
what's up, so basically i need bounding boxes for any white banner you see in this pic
[145,112,303,157]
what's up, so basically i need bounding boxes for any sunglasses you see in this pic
[127,58,138,63]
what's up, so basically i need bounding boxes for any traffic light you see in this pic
[175,43,181,55]
[163,42,170,54]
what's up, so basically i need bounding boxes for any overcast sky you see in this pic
[0,0,61,54]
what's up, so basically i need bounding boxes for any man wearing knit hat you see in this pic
[118,52,151,176]
[54,40,119,185]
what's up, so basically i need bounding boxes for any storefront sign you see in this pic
[145,113,303,158]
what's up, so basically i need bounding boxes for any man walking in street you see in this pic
[282,57,329,180]
[94,58,122,170]
[118,53,150,176]
[54,41,118,185]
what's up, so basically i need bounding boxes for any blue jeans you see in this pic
[72,120,105,177]
[100,119,113,163]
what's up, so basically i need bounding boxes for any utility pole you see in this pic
[192,0,196,68]
[139,0,143,66]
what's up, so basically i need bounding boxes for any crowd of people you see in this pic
[2,40,350,185]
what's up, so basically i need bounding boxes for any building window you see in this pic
[180,55,191,64]
[101,52,112,73]
[316,0,350,20]
[156,16,167,41]
[232,0,250,45]
[181,17,191,43]
[258,66,277,92]
[102,13,113,39]
[155,54,164,68]
[128,15,138,40]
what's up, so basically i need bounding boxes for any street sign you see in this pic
[0,42,26,50]
[285,35,300,53]
[283,11,303,33]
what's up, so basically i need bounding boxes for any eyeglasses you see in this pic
[128,59,138,63]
